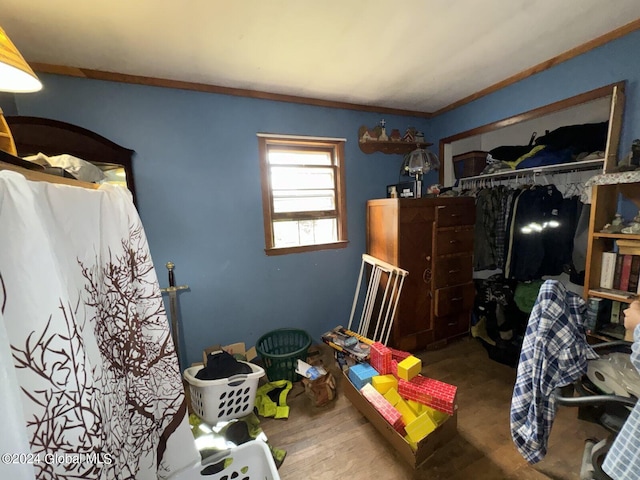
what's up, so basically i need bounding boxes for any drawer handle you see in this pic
[448,269,461,274]
[450,213,461,217]
[449,240,459,244]
[423,269,432,284]
[447,322,458,326]
[451,297,463,302]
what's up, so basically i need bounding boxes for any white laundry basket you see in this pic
[169,440,280,480]
[184,362,265,424]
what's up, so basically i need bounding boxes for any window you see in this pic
[258,134,348,255]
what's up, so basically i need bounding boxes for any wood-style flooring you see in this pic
[259,337,609,480]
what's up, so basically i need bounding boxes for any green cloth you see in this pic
[514,280,544,313]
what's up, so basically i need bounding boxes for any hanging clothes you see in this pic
[0,171,198,480]
[504,184,576,281]
[473,186,511,271]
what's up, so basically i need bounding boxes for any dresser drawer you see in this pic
[434,312,470,341]
[433,254,473,289]
[435,226,474,256]
[434,282,475,317]
[436,203,475,227]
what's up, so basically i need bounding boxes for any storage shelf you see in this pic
[458,158,604,183]
[359,140,432,155]
[592,232,640,240]
[588,288,638,303]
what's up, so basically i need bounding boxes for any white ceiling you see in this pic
[3,1,640,114]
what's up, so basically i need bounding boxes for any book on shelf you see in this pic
[617,238,640,256]
[600,251,617,289]
[588,298,623,339]
[585,298,610,333]
[619,254,634,292]
[629,255,640,293]
[613,254,625,290]
[610,300,622,325]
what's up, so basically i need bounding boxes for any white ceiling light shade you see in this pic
[0,26,42,92]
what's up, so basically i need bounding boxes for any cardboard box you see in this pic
[343,370,457,469]
[200,342,257,366]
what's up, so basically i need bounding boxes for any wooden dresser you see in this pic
[366,196,475,351]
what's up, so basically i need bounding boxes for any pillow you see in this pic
[24,153,106,183]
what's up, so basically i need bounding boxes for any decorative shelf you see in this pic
[358,140,432,155]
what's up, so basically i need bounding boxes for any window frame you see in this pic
[257,133,348,256]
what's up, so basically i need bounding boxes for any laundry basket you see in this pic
[168,440,280,480]
[183,361,264,425]
[256,328,312,382]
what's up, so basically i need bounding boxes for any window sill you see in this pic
[265,240,349,256]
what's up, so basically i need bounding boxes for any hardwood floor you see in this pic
[259,337,609,480]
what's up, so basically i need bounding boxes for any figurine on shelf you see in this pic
[390,129,402,142]
[378,119,388,141]
[601,213,626,233]
[402,127,416,143]
[621,213,640,234]
[358,124,379,143]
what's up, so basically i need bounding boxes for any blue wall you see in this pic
[8,28,640,365]
[10,77,428,366]
[429,29,640,163]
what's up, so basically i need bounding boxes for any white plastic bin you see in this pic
[184,361,265,424]
[169,440,280,480]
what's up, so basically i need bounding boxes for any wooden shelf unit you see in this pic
[584,181,640,304]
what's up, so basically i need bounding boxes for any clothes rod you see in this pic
[458,158,604,184]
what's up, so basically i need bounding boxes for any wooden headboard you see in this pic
[5,116,136,203]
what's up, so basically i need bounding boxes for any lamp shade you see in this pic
[404,147,440,175]
[0,27,42,92]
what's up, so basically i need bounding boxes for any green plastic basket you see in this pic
[256,328,312,382]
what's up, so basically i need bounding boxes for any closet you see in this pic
[441,81,626,285]
[439,81,625,187]
[438,82,627,361]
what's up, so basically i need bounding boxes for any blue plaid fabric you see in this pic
[602,324,640,480]
[510,280,597,464]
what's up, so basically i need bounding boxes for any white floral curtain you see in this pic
[0,171,198,480]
